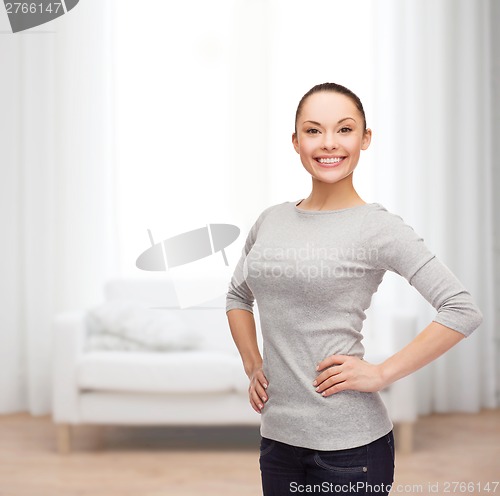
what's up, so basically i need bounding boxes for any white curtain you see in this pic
[370,0,497,412]
[0,0,117,415]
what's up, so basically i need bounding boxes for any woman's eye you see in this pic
[339,127,352,133]
[306,128,320,134]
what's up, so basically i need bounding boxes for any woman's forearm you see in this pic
[226,309,263,378]
[379,321,465,387]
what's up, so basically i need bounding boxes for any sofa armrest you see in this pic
[365,312,418,423]
[51,310,86,423]
[386,313,418,422]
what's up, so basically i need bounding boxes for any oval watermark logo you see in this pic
[3,0,79,33]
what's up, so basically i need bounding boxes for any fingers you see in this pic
[255,369,269,390]
[313,364,343,387]
[313,356,382,396]
[314,372,346,395]
[316,354,347,372]
[249,385,266,413]
[249,370,269,414]
[249,394,262,414]
[252,382,267,407]
[313,356,351,397]
[318,380,348,397]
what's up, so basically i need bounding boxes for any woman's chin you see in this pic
[303,165,356,184]
[308,170,351,184]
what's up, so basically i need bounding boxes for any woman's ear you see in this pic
[361,128,372,150]
[292,132,300,154]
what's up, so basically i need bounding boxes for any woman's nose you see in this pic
[321,133,338,150]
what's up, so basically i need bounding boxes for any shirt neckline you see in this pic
[293,199,379,214]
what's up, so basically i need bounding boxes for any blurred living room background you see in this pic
[0,0,499,495]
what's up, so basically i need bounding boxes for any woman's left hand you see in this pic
[313,355,388,396]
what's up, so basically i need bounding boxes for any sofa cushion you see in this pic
[85,296,245,356]
[101,277,258,355]
[77,350,247,394]
[85,301,201,352]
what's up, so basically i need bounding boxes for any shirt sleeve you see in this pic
[360,206,483,337]
[225,205,275,314]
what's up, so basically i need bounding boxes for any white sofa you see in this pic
[51,277,418,453]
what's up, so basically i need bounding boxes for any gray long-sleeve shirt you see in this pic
[225,200,483,450]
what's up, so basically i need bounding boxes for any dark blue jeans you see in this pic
[259,430,395,495]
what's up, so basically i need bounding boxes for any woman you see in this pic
[225,82,483,495]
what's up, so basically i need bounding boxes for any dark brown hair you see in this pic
[294,82,367,134]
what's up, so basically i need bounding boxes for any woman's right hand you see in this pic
[248,367,269,414]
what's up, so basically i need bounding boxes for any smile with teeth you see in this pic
[315,157,346,165]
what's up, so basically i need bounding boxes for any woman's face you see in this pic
[292,91,371,185]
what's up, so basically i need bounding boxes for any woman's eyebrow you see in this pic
[303,117,357,126]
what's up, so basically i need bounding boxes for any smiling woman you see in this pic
[291,85,372,211]
[226,81,484,496]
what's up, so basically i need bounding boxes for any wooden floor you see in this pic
[0,409,498,496]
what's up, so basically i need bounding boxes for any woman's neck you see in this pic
[300,180,365,211]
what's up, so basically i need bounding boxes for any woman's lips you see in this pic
[315,157,346,168]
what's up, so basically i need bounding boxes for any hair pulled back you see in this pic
[294,82,367,134]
